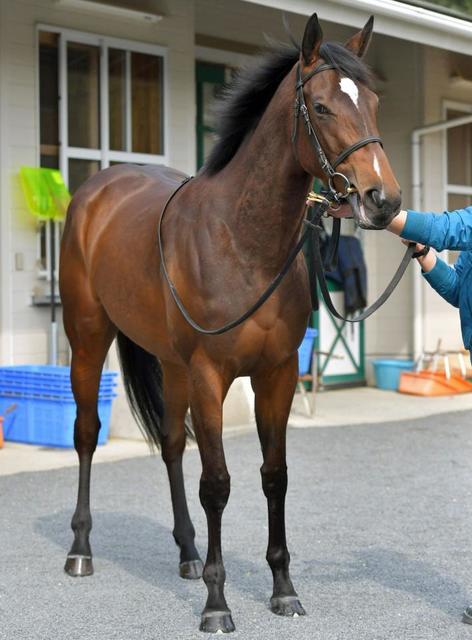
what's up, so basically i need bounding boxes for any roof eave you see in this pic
[242,0,472,56]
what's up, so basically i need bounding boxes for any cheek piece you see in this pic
[291,61,383,202]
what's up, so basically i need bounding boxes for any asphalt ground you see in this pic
[2,411,472,640]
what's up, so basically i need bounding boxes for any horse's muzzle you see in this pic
[349,191,401,230]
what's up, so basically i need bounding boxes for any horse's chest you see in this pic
[204,300,308,376]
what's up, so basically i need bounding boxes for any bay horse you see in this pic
[60,13,401,634]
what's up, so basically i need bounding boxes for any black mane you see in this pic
[203,41,375,176]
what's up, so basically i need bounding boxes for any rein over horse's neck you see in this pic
[217,69,312,273]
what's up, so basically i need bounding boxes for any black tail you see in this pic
[116,332,194,448]
[116,331,166,449]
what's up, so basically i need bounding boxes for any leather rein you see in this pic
[158,62,423,335]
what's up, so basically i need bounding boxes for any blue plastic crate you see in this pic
[298,328,318,376]
[0,392,115,447]
[0,378,116,395]
[0,366,117,387]
[373,359,415,391]
[0,364,117,377]
[0,366,117,400]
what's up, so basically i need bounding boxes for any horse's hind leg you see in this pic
[160,362,203,579]
[63,294,115,577]
[251,354,306,617]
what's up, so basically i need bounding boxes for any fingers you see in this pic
[401,239,425,252]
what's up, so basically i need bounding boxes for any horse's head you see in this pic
[294,14,401,230]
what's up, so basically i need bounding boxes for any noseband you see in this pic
[291,62,383,202]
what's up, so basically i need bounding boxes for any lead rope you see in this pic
[305,203,416,323]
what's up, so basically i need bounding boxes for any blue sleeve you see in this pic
[422,254,466,308]
[400,207,472,251]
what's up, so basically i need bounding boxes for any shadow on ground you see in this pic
[307,547,468,618]
[35,509,270,614]
[35,510,467,620]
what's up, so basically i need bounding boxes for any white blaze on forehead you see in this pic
[339,77,359,108]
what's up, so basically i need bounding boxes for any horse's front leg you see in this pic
[251,354,306,617]
[189,363,235,633]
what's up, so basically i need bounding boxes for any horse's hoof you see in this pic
[270,595,306,617]
[199,610,235,634]
[179,559,203,580]
[64,555,94,577]
[463,607,472,624]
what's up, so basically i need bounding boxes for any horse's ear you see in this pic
[301,13,323,66]
[345,15,374,58]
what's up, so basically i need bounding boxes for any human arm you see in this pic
[407,241,462,308]
[387,207,472,252]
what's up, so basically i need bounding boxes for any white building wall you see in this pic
[0,0,12,365]
[0,0,196,365]
[362,35,423,360]
[420,45,472,353]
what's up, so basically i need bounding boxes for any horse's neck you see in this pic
[216,85,311,271]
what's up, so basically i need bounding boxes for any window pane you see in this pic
[448,193,472,211]
[68,42,100,149]
[447,109,472,186]
[131,52,163,154]
[40,155,59,170]
[39,32,59,157]
[447,193,472,264]
[68,159,100,194]
[109,48,127,151]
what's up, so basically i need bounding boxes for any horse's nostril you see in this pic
[368,189,385,209]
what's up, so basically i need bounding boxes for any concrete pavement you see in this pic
[2,387,472,476]
[2,409,472,639]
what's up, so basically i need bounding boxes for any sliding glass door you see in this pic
[38,27,167,276]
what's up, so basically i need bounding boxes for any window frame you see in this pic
[36,25,168,279]
[442,99,472,207]
[441,99,472,264]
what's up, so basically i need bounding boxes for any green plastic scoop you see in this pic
[20,167,70,221]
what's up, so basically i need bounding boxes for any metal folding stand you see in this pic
[297,350,343,417]
[416,339,468,380]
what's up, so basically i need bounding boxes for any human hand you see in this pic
[401,240,436,272]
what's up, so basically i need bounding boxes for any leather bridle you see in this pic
[292,62,383,202]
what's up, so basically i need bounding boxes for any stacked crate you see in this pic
[0,366,118,447]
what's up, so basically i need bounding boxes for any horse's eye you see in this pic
[314,103,329,115]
